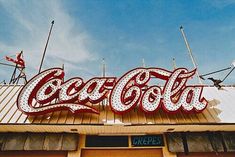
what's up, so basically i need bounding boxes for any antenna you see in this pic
[38,20,55,73]
[142,58,146,67]
[172,58,177,70]
[102,58,106,77]
[101,58,107,109]
[62,63,64,71]
[62,64,64,82]
[180,26,202,84]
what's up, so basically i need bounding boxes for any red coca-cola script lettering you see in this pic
[17,67,207,115]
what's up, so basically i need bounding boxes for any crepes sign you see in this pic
[17,67,208,115]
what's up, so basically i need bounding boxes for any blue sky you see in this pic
[0,0,235,85]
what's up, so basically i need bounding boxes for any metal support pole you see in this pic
[142,58,145,67]
[172,58,177,70]
[222,67,235,82]
[180,26,202,84]
[102,58,106,77]
[38,20,54,73]
[0,62,17,67]
[200,67,231,78]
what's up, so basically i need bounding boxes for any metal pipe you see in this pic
[222,67,235,82]
[142,58,145,67]
[102,58,106,77]
[200,67,231,77]
[0,62,16,67]
[180,26,202,84]
[172,58,177,70]
[38,20,54,73]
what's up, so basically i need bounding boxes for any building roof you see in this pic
[1,85,235,133]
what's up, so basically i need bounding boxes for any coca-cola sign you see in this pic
[17,67,208,115]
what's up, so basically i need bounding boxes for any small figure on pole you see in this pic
[5,51,27,84]
[6,51,25,67]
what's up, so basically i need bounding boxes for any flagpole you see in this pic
[38,20,55,73]
[180,26,202,84]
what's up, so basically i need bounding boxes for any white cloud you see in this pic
[0,0,96,80]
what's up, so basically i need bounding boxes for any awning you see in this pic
[166,132,235,153]
[0,132,79,151]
